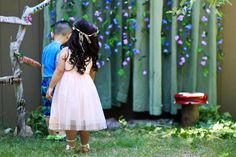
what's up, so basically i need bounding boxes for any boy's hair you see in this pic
[51,20,72,36]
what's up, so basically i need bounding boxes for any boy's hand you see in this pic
[46,87,53,100]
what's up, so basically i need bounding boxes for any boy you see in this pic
[41,20,72,136]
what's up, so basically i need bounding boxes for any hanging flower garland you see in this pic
[162,0,172,55]
[175,1,192,67]
[198,3,211,77]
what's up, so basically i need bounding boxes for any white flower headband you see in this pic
[72,26,99,53]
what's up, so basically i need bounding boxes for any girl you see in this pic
[46,19,107,153]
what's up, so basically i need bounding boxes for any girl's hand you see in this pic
[46,87,53,100]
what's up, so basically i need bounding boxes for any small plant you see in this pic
[118,116,128,129]
[27,107,48,137]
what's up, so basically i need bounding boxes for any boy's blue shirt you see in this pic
[42,40,61,77]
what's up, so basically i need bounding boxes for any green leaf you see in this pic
[203,68,209,77]
[118,69,126,77]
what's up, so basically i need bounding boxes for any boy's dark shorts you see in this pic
[41,77,52,117]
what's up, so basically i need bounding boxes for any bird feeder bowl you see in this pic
[175,92,208,127]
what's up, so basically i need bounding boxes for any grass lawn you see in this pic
[0,126,236,157]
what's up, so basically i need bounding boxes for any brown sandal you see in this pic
[80,144,90,153]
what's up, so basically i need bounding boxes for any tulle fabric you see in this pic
[49,57,107,131]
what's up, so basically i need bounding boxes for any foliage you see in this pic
[176,0,231,15]
[163,0,225,76]
[27,107,48,137]
[1,125,236,156]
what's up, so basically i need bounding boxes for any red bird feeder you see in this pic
[175,92,208,127]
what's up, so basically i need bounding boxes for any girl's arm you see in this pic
[46,48,68,100]
[90,68,96,80]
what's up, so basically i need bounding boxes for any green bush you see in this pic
[27,107,48,137]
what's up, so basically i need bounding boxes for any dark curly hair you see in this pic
[64,19,99,74]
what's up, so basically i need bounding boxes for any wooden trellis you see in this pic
[0,0,51,137]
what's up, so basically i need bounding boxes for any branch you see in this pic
[0,75,22,85]
[15,53,41,68]
[0,16,31,25]
[15,0,51,47]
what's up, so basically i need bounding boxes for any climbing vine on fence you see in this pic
[47,0,226,77]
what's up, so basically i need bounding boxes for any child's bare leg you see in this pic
[46,117,56,135]
[79,131,90,152]
[66,130,77,148]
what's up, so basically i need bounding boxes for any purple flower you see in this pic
[144,17,149,22]
[186,54,190,58]
[106,0,112,4]
[105,6,110,10]
[113,18,118,25]
[201,16,208,22]
[162,19,168,24]
[98,42,102,48]
[99,35,104,40]
[218,39,223,45]
[94,11,101,17]
[178,40,183,45]
[116,2,121,6]
[128,6,132,10]
[117,41,122,46]
[122,61,128,66]
[133,48,141,55]
[105,31,110,35]
[104,43,110,49]
[97,17,103,22]
[82,2,89,6]
[163,49,169,53]
[69,17,75,22]
[179,57,186,66]
[126,57,131,62]
[218,66,222,71]
[50,11,55,17]
[108,24,113,29]
[185,24,192,30]
[123,39,128,45]
[164,41,170,47]
[200,60,207,66]
[201,40,207,46]
[166,26,171,30]
[175,35,180,41]
[123,12,129,17]
[96,61,101,68]
[142,70,148,76]
[177,15,184,21]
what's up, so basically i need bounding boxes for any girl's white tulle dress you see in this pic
[49,52,107,131]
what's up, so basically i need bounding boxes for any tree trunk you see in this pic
[0,0,51,137]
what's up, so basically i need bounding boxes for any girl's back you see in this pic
[64,49,93,75]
